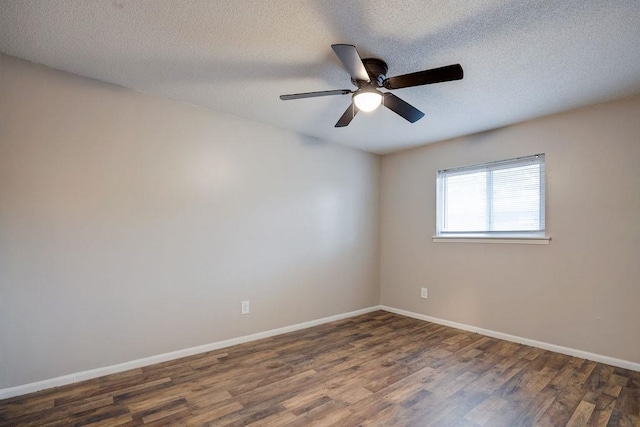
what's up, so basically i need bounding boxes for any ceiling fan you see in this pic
[279,44,463,127]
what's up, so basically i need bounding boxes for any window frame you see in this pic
[433,154,550,244]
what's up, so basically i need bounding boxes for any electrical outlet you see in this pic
[241,300,250,315]
[421,288,428,299]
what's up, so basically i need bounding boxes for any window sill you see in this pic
[432,234,551,245]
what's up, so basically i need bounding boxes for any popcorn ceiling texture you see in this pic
[1,0,639,153]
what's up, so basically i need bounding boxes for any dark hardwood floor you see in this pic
[1,311,639,426]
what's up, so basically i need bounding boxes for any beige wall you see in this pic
[381,95,640,364]
[2,52,638,391]
[0,55,380,388]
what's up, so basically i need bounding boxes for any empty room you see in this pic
[1,1,639,426]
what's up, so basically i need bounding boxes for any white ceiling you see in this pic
[1,1,639,154]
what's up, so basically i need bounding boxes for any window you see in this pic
[435,154,548,243]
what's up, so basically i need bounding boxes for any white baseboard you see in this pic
[380,305,640,372]
[4,304,637,400]
[0,306,382,400]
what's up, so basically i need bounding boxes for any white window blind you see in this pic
[436,154,545,235]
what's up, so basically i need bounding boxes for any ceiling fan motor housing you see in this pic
[359,58,388,87]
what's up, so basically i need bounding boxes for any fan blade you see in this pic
[280,89,352,100]
[383,93,425,123]
[331,44,370,82]
[335,103,359,127]
[383,64,463,90]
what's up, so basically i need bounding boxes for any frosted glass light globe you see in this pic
[353,90,382,112]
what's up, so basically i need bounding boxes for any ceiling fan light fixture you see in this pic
[280,44,463,127]
[353,89,382,112]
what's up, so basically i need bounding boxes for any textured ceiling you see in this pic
[1,1,639,154]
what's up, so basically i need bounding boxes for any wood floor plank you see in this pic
[566,399,596,426]
[464,395,508,425]
[184,401,243,425]
[1,311,638,426]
